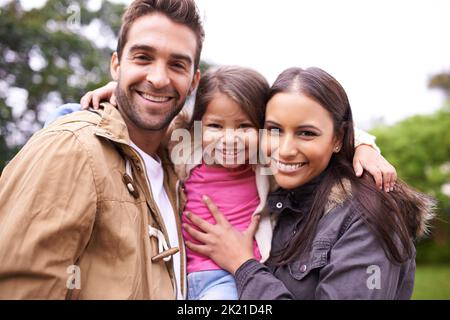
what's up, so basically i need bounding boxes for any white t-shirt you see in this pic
[131,142,182,300]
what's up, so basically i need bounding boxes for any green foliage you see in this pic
[371,107,450,264]
[0,0,125,172]
[412,265,450,299]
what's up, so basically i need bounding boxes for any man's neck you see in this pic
[118,112,165,158]
[128,129,165,158]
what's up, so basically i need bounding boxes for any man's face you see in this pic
[111,13,200,131]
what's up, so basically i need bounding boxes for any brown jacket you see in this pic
[0,103,185,299]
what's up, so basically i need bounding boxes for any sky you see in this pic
[6,0,450,129]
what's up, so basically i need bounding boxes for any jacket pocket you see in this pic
[288,240,331,281]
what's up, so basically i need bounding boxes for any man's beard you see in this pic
[115,84,185,131]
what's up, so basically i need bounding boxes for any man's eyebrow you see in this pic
[127,45,193,66]
[128,44,155,54]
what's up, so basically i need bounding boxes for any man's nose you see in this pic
[146,62,170,89]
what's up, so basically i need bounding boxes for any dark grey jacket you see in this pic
[235,179,435,300]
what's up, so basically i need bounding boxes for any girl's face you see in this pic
[261,92,341,189]
[201,92,259,169]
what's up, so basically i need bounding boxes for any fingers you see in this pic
[202,195,228,226]
[365,163,383,190]
[185,212,214,233]
[243,215,260,238]
[110,93,117,107]
[183,223,209,244]
[381,162,397,192]
[92,92,101,109]
[353,159,364,177]
[80,91,93,110]
[185,241,210,257]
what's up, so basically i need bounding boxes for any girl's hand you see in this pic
[184,195,260,275]
[353,145,397,192]
[80,81,118,110]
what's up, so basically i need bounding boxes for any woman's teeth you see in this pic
[275,160,306,172]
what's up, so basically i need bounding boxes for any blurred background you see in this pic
[0,0,449,299]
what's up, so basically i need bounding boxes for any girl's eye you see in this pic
[266,126,281,135]
[239,123,255,129]
[206,123,222,129]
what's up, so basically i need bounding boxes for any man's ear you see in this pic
[110,52,120,81]
[188,69,201,96]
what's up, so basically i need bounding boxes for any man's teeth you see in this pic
[140,92,171,102]
[275,160,306,172]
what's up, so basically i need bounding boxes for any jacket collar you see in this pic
[93,102,130,146]
[268,169,328,215]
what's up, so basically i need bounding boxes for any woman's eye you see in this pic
[298,131,317,137]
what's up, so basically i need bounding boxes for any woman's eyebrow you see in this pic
[265,120,322,133]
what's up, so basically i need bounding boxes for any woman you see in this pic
[184,67,435,299]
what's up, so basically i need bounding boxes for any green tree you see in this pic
[371,106,450,263]
[0,0,125,172]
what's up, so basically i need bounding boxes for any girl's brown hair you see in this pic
[189,66,270,129]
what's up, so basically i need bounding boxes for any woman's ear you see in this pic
[110,52,120,81]
[333,128,344,153]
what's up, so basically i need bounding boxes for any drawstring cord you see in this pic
[123,159,179,262]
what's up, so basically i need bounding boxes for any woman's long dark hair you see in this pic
[268,67,430,266]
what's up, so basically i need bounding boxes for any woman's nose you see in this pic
[278,135,298,158]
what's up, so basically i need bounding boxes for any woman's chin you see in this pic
[273,174,306,190]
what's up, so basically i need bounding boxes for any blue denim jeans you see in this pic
[187,269,238,300]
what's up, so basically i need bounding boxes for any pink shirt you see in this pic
[182,163,262,274]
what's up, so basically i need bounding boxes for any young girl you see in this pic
[62,66,395,300]
[184,67,435,299]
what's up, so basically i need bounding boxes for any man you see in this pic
[0,0,203,299]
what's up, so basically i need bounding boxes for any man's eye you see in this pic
[135,55,151,61]
[172,62,186,70]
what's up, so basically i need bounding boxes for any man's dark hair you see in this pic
[117,0,205,70]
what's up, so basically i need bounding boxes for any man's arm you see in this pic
[0,129,97,299]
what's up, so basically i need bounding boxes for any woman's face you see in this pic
[261,92,341,189]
